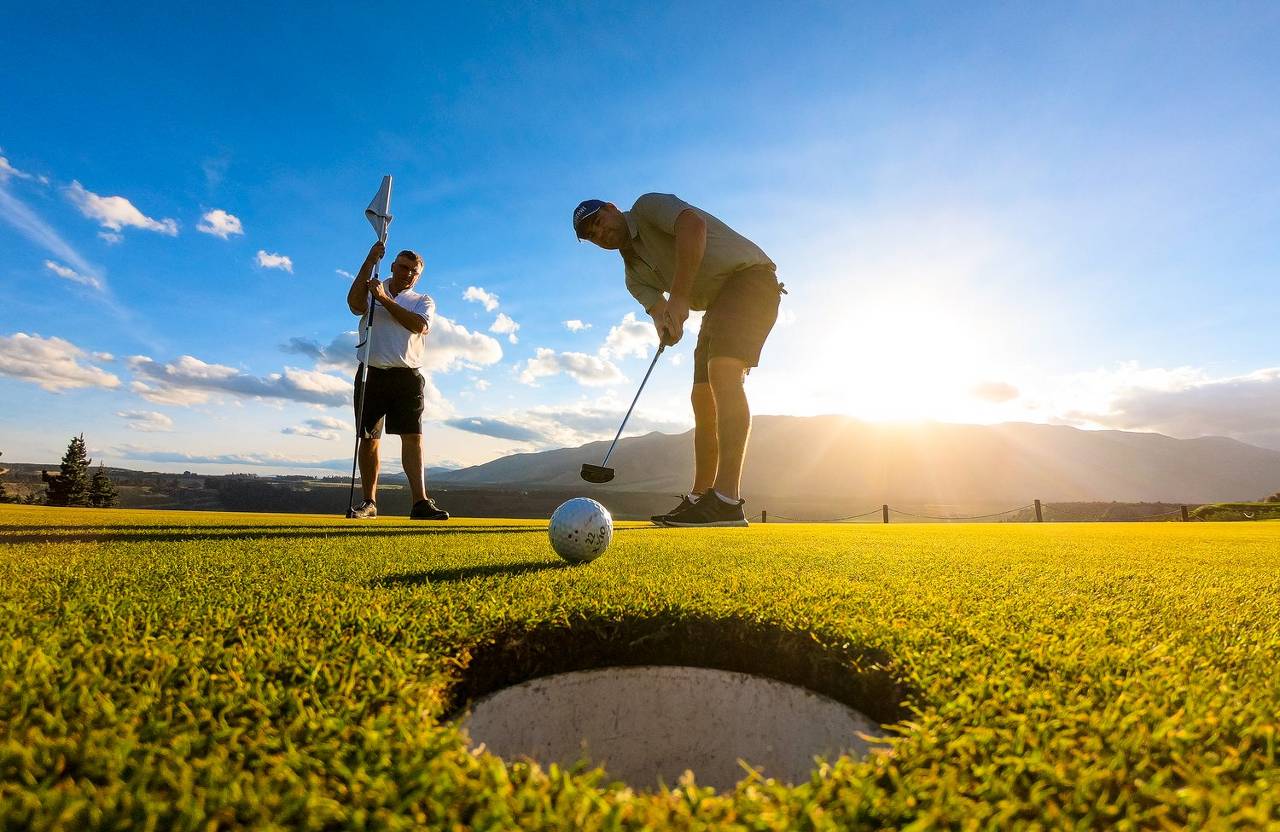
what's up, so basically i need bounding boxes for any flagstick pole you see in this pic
[346,215,389,517]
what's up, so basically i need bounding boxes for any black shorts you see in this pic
[693,265,784,385]
[354,366,425,438]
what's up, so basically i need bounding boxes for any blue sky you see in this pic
[2,2,1278,474]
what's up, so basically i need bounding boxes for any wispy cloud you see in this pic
[256,250,293,272]
[0,153,39,183]
[197,209,244,239]
[115,410,174,432]
[0,181,102,280]
[490,312,520,344]
[44,260,103,291]
[564,319,592,332]
[463,285,499,311]
[0,332,121,391]
[66,180,178,235]
[447,400,689,449]
[114,445,350,470]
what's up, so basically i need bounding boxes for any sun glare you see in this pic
[819,295,997,422]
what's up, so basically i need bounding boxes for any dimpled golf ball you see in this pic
[548,497,613,564]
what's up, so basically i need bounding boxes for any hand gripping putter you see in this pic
[580,342,666,484]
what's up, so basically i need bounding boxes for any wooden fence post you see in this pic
[1180,505,1189,522]
[882,504,890,524]
[1034,499,1043,523]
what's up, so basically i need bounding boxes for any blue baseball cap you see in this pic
[573,199,606,240]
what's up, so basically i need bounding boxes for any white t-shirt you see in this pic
[357,287,435,369]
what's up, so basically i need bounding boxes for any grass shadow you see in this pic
[0,526,546,546]
[373,560,573,587]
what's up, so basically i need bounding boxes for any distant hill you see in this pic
[436,416,1280,504]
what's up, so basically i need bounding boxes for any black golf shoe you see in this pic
[661,492,748,528]
[348,500,377,519]
[410,497,450,520]
[651,493,700,525]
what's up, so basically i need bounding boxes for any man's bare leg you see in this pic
[707,357,750,501]
[690,381,718,496]
[400,434,427,503]
[358,436,380,503]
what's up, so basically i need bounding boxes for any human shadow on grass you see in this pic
[372,560,573,587]
[0,525,547,546]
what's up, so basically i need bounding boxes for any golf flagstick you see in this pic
[347,175,394,517]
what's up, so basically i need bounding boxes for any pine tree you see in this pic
[46,434,92,507]
[89,462,119,508]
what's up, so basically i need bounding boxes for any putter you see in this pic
[347,176,393,517]
[581,342,666,484]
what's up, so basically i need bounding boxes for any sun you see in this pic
[820,294,996,422]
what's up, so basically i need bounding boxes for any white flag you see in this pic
[365,175,393,241]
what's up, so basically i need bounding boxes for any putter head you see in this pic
[580,464,615,484]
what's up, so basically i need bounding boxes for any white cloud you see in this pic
[98,232,122,245]
[473,378,491,391]
[115,410,174,433]
[93,352,115,362]
[44,260,103,291]
[256,250,293,272]
[66,180,178,235]
[282,415,354,441]
[422,316,504,373]
[1068,365,1280,450]
[128,354,349,406]
[519,348,625,387]
[564,319,592,332]
[600,312,658,359]
[490,312,520,344]
[463,285,499,311]
[336,269,353,279]
[196,209,244,239]
[0,332,120,391]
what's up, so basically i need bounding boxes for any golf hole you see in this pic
[446,614,909,791]
[461,665,884,791]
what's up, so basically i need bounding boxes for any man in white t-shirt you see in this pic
[344,241,449,520]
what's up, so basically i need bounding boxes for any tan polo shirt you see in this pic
[622,193,775,312]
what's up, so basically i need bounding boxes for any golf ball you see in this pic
[549,498,613,563]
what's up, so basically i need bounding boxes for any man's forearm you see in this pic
[378,299,429,334]
[346,258,377,313]
[669,209,707,302]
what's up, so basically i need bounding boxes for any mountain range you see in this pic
[437,416,1280,504]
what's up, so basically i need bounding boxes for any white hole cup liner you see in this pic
[461,665,884,792]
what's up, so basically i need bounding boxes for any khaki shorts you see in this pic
[693,266,784,384]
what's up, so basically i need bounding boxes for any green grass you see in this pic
[2,505,1278,830]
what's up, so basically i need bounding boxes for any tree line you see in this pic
[0,435,118,507]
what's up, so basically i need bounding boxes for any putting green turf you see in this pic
[2,505,1278,829]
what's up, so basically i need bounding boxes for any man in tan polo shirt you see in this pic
[574,194,785,527]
